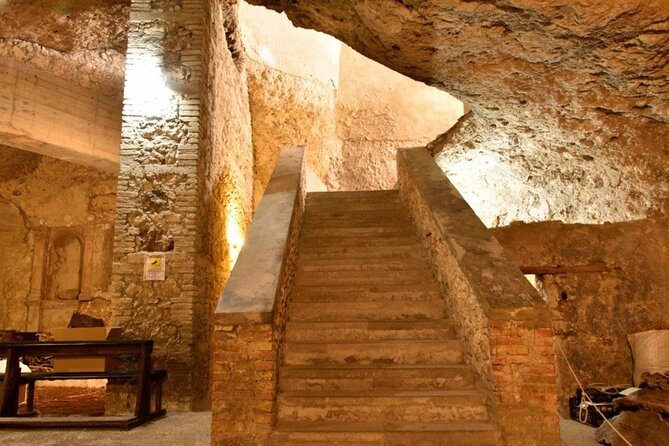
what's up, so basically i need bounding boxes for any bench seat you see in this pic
[0,369,167,383]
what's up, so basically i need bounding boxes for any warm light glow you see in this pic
[225,203,246,270]
[258,46,277,67]
[124,53,175,118]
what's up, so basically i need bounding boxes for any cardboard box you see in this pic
[51,327,123,372]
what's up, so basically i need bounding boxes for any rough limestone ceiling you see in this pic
[0,0,129,97]
[247,0,669,226]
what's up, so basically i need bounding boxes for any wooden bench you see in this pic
[0,340,167,430]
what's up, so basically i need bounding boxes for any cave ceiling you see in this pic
[247,0,669,224]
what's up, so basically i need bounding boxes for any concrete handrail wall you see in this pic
[397,147,559,446]
[216,145,305,323]
[212,146,306,445]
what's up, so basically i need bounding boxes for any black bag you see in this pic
[568,386,624,427]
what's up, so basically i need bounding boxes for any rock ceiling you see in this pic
[2,0,668,225]
[247,0,669,225]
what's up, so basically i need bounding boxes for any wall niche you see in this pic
[46,231,84,300]
[27,226,115,332]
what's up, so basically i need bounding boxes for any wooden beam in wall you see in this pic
[520,261,610,276]
[0,58,122,172]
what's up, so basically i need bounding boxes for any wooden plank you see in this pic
[519,261,610,276]
[0,412,167,430]
[0,415,136,430]
[0,369,168,383]
[0,340,151,357]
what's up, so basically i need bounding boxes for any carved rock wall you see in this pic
[0,0,129,98]
[245,59,341,203]
[0,148,117,331]
[240,1,464,198]
[336,45,463,190]
[247,0,669,225]
[492,218,669,414]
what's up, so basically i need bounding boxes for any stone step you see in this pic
[276,392,488,424]
[300,235,420,248]
[297,258,431,273]
[269,422,500,446]
[302,214,412,226]
[303,209,410,223]
[299,245,424,260]
[279,365,475,393]
[305,197,401,209]
[294,269,433,287]
[304,205,410,218]
[289,301,448,322]
[305,203,403,213]
[283,340,464,366]
[292,287,441,303]
[306,190,399,201]
[300,226,414,238]
[285,320,455,342]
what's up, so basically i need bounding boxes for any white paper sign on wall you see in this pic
[143,253,166,281]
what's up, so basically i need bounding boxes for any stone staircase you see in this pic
[269,190,500,445]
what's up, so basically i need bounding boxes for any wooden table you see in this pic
[0,340,166,429]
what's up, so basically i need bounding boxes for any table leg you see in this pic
[0,348,21,416]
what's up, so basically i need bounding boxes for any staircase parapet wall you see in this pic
[211,146,306,445]
[397,147,560,446]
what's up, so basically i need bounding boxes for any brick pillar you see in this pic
[490,315,560,445]
[111,0,206,410]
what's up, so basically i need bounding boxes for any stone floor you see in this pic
[0,412,211,446]
[561,417,599,446]
[0,413,597,445]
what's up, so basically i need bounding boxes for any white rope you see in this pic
[555,340,634,446]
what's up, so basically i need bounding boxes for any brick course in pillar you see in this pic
[211,322,278,445]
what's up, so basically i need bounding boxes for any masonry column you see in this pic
[111,0,205,410]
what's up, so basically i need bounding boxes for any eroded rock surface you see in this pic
[492,218,669,414]
[240,1,463,197]
[248,0,669,225]
[0,148,117,330]
[0,0,130,97]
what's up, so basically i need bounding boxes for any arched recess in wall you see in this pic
[0,197,32,330]
[46,232,84,301]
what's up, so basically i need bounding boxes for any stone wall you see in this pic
[336,45,463,190]
[240,1,464,198]
[111,0,209,411]
[112,0,256,411]
[196,0,255,410]
[0,148,117,332]
[397,147,559,446]
[492,218,669,414]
